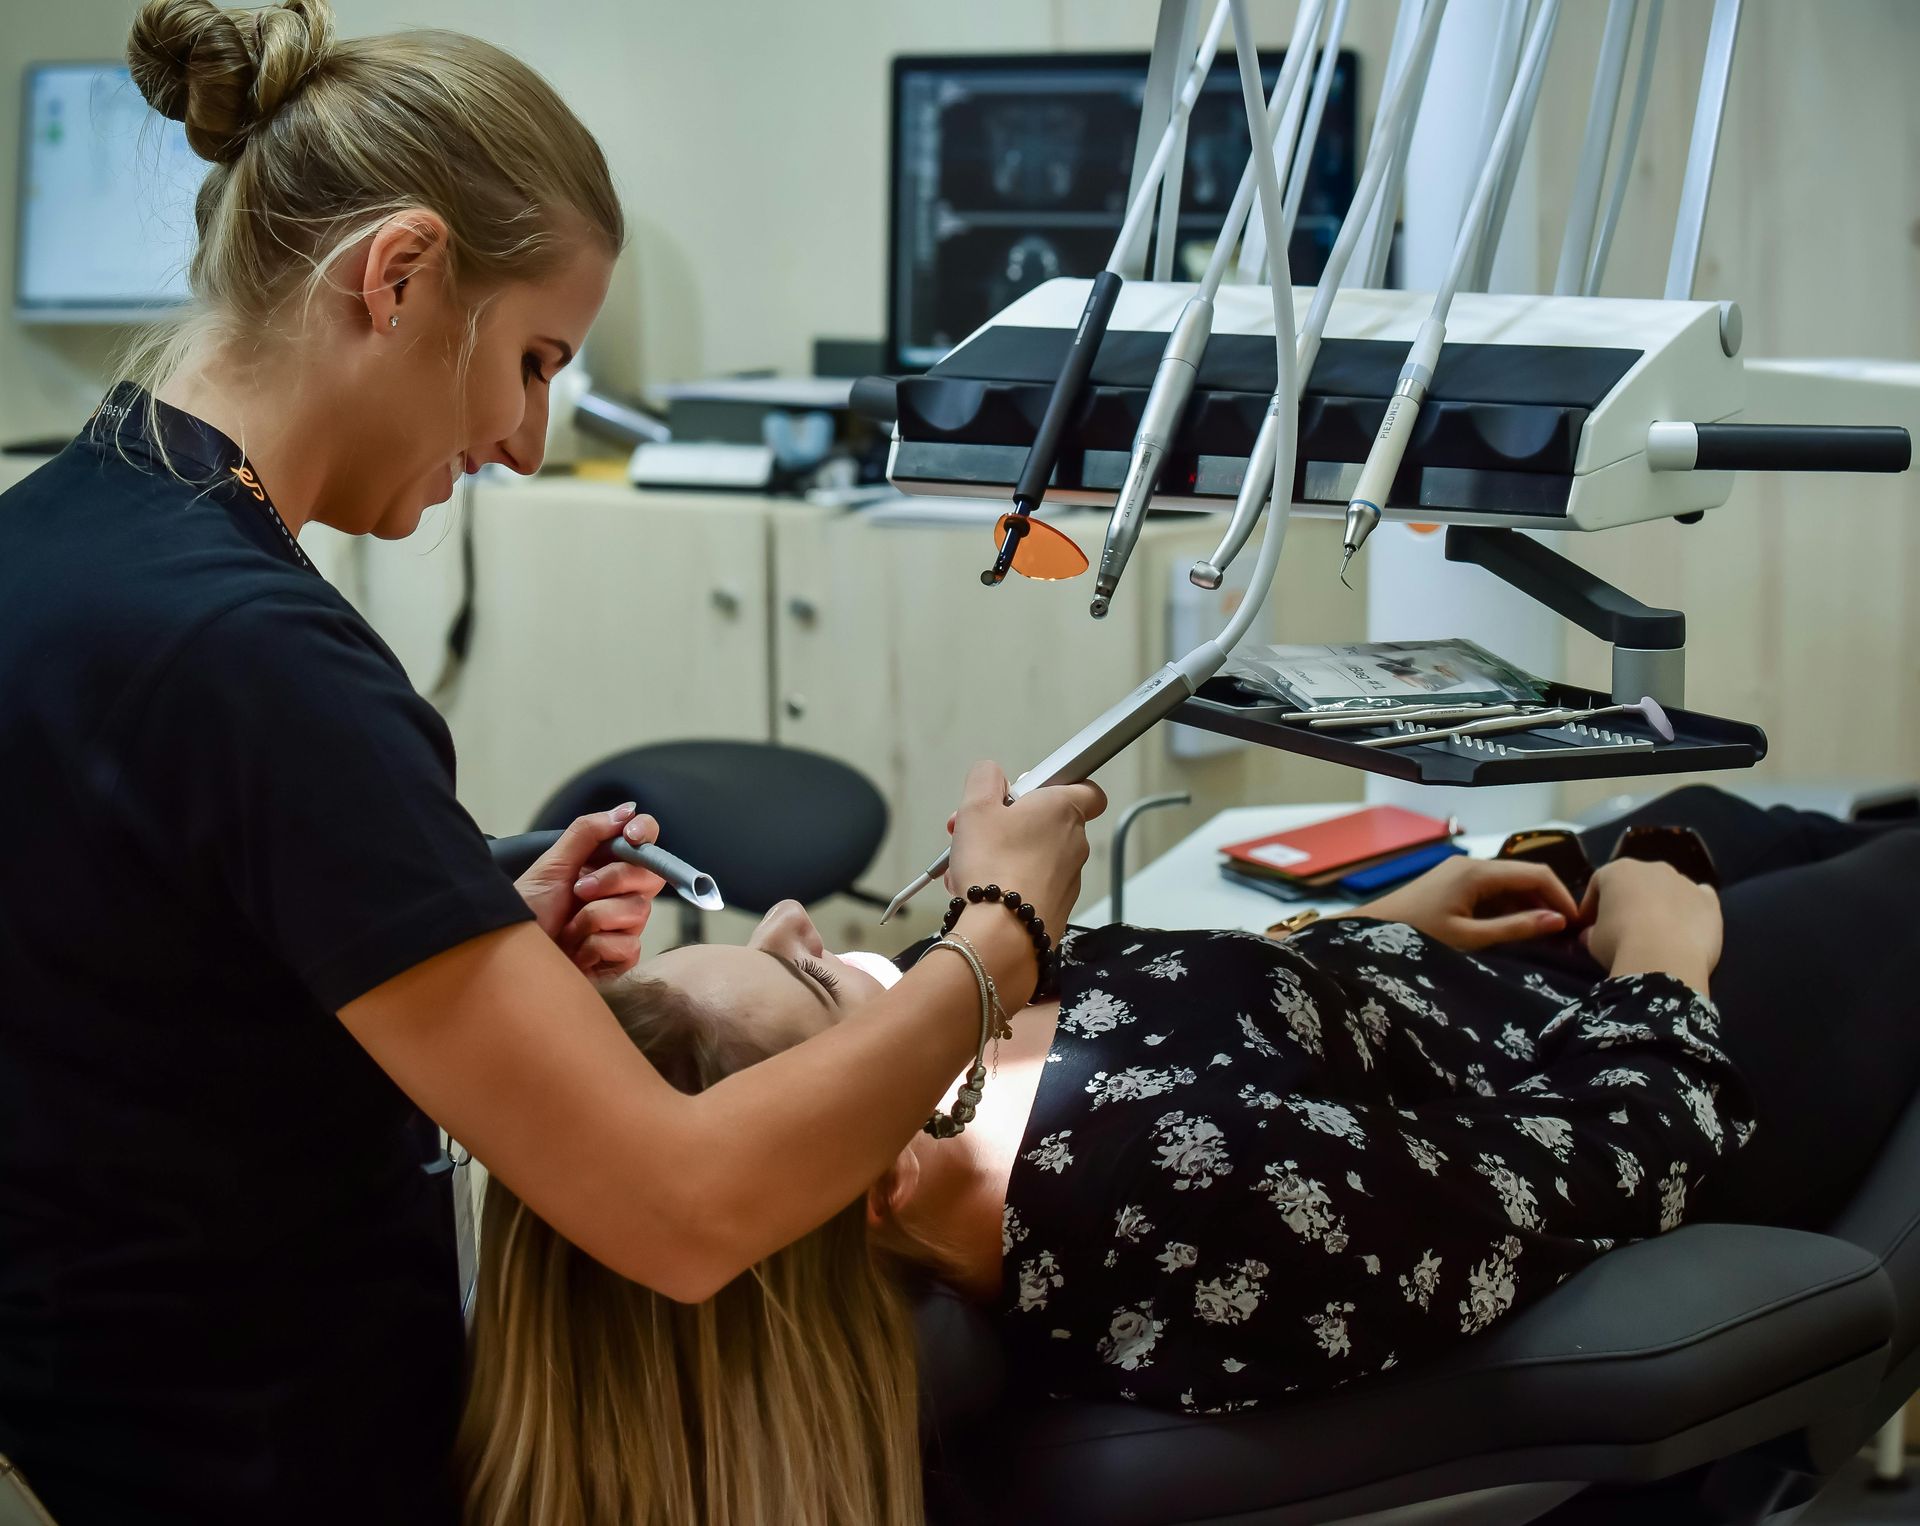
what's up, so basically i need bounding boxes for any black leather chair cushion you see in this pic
[922,1223,1893,1526]
[530,740,887,912]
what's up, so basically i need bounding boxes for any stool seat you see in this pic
[531,740,887,913]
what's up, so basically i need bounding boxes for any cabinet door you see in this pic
[352,479,772,835]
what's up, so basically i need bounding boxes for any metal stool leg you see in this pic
[1870,1408,1910,1490]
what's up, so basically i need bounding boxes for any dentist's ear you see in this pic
[866,1144,924,1230]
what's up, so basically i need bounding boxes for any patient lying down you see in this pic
[455,804,1769,1526]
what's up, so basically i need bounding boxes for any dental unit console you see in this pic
[869,0,1914,919]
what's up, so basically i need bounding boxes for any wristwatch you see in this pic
[1265,908,1323,940]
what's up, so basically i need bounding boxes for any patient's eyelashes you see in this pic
[801,958,842,997]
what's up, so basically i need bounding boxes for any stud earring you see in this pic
[388,315,399,329]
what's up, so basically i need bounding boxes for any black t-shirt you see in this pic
[0,388,532,1524]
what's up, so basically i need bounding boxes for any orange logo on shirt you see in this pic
[229,465,267,502]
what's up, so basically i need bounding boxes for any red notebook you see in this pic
[1220,805,1456,882]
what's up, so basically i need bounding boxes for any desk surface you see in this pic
[1084,803,1527,935]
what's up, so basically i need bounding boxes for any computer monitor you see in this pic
[15,62,206,322]
[887,50,1358,373]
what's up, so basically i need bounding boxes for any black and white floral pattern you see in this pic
[994,919,1753,1414]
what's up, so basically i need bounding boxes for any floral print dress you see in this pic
[994,919,1752,1414]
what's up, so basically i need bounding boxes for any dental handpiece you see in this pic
[493,828,725,912]
[881,649,1224,923]
[1092,295,1214,617]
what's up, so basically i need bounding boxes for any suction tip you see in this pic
[1189,561,1223,590]
[1636,696,1676,742]
[1089,593,1111,619]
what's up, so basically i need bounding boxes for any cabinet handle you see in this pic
[783,694,807,720]
[710,587,742,617]
[787,596,820,626]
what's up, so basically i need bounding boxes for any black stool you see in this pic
[530,740,889,943]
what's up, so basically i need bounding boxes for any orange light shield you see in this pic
[993,514,1089,581]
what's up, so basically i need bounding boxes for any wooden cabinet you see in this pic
[323,476,1365,947]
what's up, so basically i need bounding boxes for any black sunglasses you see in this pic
[1497,824,1720,902]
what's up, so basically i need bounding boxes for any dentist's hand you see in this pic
[946,760,1106,937]
[515,802,668,979]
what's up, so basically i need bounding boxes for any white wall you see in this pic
[0,0,1395,439]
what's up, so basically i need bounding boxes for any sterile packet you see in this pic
[1224,638,1548,713]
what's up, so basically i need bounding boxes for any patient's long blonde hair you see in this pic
[456,978,925,1526]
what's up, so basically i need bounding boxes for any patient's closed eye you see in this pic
[801,958,841,996]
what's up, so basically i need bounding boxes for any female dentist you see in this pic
[0,3,1102,1522]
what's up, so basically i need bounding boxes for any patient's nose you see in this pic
[750,899,826,960]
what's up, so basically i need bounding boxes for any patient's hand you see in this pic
[1351,857,1578,952]
[1579,858,1722,996]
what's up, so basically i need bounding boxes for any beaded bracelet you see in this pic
[921,936,994,1139]
[942,883,1058,1003]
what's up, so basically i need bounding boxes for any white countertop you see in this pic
[1084,802,1534,935]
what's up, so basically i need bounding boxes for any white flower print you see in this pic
[1194,1259,1270,1326]
[1659,1162,1689,1232]
[1463,1062,1495,1098]
[1400,1249,1442,1311]
[1237,1084,1283,1111]
[1085,1065,1195,1110]
[1592,1067,1650,1088]
[1271,967,1323,1057]
[1097,1303,1165,1370]
[1362,1254,1381,1275]
[1347,998,1389,1069]
[1150,1110,1233,1190]
[1208,1052,1234,1068]
[1554,1176,1571,1202]
[1345,920,1426,957]
[1459,1236,1523,1334]
[1113,1204,1154,1242]
[1022,1130,1075,1174]
[1306,1300,1356,1357]
[1513,1115,1575,1163]
[1475,1153,1543,1229]
[1510,1074,1562,1098]
[1286,1096,1368,1148]
[1237,1013,1280,1059]
[1495,1022,1535,1061]
[1253,1160,1348,1252]
[1401,1132,1448,1177]
[1609,1107,1631,1126]
[1104,1249,1119,1268]
[1679,1076,1725,1153]
[1143,1034,1167,1046]
[1522,970,1563,1001]
[1141,951,1188,981]
[1359,965,1447,1023]
[1344,1170,1367,1194]
[1156,1241,1199,1275]
[1061,988,1135,1037]
[1003,1203,1029,1256]
[1121,942,1144,956]
[1016,1250,1063,1312]
[1581,1016,1658,1048]
[1613,1145,1643,1195]
[1221,1357,1246,1373]
[1734,1118,1757,1150]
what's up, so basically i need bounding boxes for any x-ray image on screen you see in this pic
[889,52,1357,371]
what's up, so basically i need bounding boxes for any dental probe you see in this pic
[497,828,725,912]
[986,0,1231,587]
[1192,0,1449,590]
[1338,0,1563,583]
[1359,696,1675,750]
[1307,701,1522,731]
[884,0,1302,927]
[1091,0,1327,619]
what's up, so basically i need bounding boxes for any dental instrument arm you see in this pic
[1340,0,1563,578]
[884,0,1301,926]
[1280,0,1352,244]
[1585,0,1662,294]
[1194,0,1449,589]
[987,1,1231,586]
[1089,0,1324,618]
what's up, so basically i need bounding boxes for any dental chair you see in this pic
[918,1086,1920,1525]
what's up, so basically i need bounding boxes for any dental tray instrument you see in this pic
[488,829,725,913]
[884,0,1301,925]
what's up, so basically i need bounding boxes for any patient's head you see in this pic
[456,899,925,1526]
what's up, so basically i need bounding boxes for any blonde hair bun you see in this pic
[127,0,336,164]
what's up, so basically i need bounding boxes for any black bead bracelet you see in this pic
[942,884,1057,1003]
